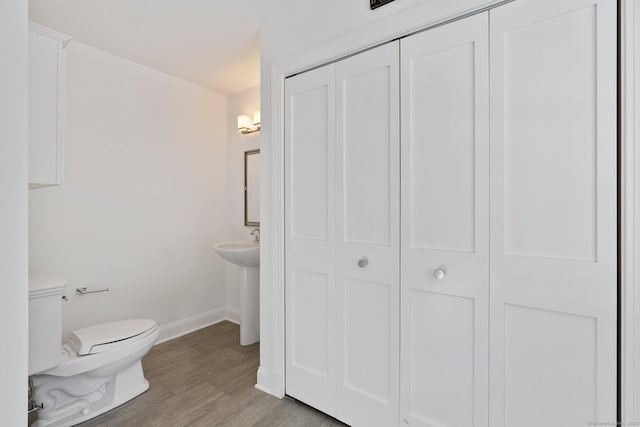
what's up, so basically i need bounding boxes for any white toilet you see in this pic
[29,276,159,427]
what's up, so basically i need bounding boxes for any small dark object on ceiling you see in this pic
[370,0,396,10]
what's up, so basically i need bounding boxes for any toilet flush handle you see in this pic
[76,287,110,295]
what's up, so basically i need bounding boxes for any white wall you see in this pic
[225,85,260,322]
[260,0,426,62]
[0,0,28,425]
[29,41,230,342]
[257,0,509,396]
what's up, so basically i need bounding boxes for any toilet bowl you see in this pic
[32,319,159,427]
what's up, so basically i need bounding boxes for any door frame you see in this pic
[621,0,639,422]
[259,0,640,423]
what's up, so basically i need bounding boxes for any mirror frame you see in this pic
[244,149,260,227]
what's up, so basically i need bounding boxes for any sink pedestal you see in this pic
[239,266,260,345]
[213,241,260,346]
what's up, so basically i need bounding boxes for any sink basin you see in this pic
[214,241,259,267]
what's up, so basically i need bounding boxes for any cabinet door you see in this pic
[335,41,399,427]
[29,26,66,187]
[400,12,489,427]
[284,63,337,416]
[489,0,617,425]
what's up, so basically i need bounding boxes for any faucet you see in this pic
[250,228,260,244]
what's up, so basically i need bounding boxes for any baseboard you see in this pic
[156,307,227,344]
[256,367,273,395]
[226,307,240,325]
[256,366,285,398]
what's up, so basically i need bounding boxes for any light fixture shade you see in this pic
[237,111,260,134]
[237,115,252,131]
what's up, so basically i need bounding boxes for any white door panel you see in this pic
[489,0,617,425]
[335,41,400,427]
[401,13,489,427]
[405,41,477,254]
[285,63,337,416]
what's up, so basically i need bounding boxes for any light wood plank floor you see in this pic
[72,321,346,427]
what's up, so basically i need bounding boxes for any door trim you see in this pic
[620,0,640,423]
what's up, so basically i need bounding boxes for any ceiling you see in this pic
[29,0,261,94]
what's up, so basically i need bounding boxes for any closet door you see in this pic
[489,0,617,425]
[400,13,489,427]
[335,41,400,427]
[284,63,336,415]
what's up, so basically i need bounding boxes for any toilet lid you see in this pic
[70,319,156,355]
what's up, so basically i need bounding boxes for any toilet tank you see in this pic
[29,275,66,375]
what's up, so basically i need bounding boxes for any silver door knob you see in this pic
[357,257,369,268]
[433,266,447,280]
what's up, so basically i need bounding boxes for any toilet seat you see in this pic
[42,319,159,378]
[71,319,156,355]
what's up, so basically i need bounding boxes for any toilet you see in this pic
[29,276,159,427]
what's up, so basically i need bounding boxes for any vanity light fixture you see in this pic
[237,110,261,134]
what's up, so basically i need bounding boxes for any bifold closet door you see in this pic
[400,13,489,427]
[335,41,399,427]
[285,41,399,425]
[284,63,336,415]
[489,0,617,425]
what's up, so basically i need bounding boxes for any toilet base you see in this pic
[32,360,150,427]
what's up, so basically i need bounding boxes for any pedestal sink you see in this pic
[213,241,259,345]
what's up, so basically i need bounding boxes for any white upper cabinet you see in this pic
[29,23,71,189]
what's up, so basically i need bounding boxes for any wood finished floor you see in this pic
[72,321,346,427]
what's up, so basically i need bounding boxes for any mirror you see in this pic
[244,149,260,226]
